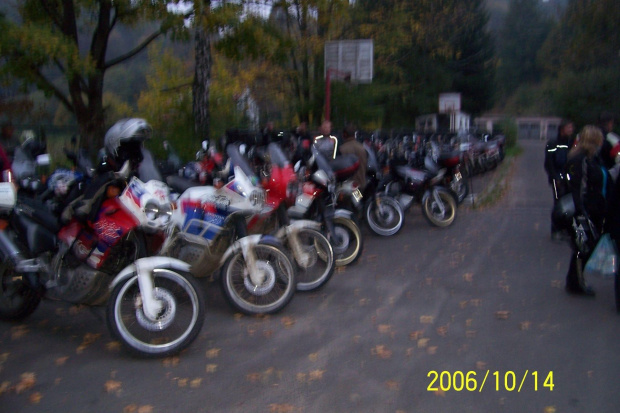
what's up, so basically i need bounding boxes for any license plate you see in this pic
[352,188,363,203]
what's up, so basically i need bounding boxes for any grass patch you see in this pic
[474,146,522,208]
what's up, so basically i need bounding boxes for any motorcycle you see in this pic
[335,142,404,237]
[428,141,469,205]
[289,145,364,266]
[0,161,206,358]
[385,150,458,228]
[247,143,335,292]
[161,144,297,315]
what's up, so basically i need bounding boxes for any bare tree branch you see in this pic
[104,29,164,69]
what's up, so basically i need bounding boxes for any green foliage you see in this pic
[496,117,518,149]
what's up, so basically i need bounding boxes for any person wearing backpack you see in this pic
[564,125,611,296]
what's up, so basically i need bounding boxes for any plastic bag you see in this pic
[584,233,618,279]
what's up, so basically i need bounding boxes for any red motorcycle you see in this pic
[246,143,335,291]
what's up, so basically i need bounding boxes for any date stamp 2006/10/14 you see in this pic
[427,370,554,392]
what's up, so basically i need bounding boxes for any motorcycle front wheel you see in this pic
[365,196,404,236]
[0,261,41,321]
[332,217,363,266]
[107,269,205,358]
[422,188,457,227]
[289,228,335,292]
[221,239,296,315]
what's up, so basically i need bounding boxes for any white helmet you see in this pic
[104,118,151,169]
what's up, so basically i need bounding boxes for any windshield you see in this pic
[226,144,258,180]
[268,143,289,168]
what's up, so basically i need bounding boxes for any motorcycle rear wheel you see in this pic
[221,239,296,315]
[332,217,363,266]
[365,196,404,236]
[107,269,205,358]
[290,228,335,292]
[0,262,41,321]
[422,189,457,227]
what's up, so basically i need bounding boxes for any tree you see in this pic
[0,1,183,152]
[496,0,552,99]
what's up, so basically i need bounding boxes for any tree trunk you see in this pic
[193,1,212,143]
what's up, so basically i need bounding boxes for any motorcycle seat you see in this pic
[329,154,359,182]
[17,195,60,233]
[167,175,202,193]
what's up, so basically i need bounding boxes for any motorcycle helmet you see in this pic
[103,118,152,170]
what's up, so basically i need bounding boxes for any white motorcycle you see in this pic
[161,144,296,315]
[0,161,206,358]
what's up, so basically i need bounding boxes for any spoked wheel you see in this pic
[221,239,295,315]
[107,269,205,358]
[289,228,335,292]
[365,196,404,236]
[0,262,41,321]
[331,217,363,266]
[422,188,457,227]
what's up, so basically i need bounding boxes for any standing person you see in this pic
[291,121,311,164]
[314,120,338,159]
[544,119,575,240]
[564,125,610,296]
[598,111,616,169]
[339,125,367,191]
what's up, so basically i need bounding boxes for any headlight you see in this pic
[144,200,173,226]
[249,189,265,208]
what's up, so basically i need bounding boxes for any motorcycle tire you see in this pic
[365,196,404,237]
[107,269,205,358]
[332,217,363,266]
[221,238,296,315]
[0,262,41,321]
[422,188,457,227]
[289,228,335,292]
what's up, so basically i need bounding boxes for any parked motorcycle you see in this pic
[428,141,469,204]
[336,142,404,236]
[247,143,335,291]
[385,150,458,227]
[0,161,206,358]
[289,145,363,266]
[161,144,297,315]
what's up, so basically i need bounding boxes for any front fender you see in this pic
[110,256,192,290]
[275,219,322,239]
[334,208,354,220]
[422,186,452,204]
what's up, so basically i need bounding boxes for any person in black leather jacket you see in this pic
[545,119,575,239]
[564,125,609,296]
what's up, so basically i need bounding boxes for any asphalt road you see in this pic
[1,139,620,413]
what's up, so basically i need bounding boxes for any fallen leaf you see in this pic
[434,389,446,397]
[177,378,188,387]
[11,326,29,340]
[378,324,392,334]
[123,404,138,413]
[190,378,202,388]
[296,373,307,383]
[427,346,438,355]
[417,338,429,348]
[104,380,122,394]
[106,342,122,352]
[371,345,392,359]
[137,406,154,413]
[495,311,510,320]
[544,407,556,413]
[308,353,319,362]
[308,370,325,381]
[463,273,474,282]
[436,325,448,337]
[409,331,424,340]
[470,298,482,307]
[519,321,531,331]
[0,381,11,396]
[55,356,69,366]
[420,315,434,324]
[466,319,473,327]
[162,356,180,367]
[475,361,487,370]
[281,317,295,328]
[269,404,297,413]
[205,348,221,359]
[386,380,400,390]
[466,330,477,338]
[28,392,43,404]
[459,301,469,309]
[205,364,217,373]
[15,373,36,394]
[246,373,261,383]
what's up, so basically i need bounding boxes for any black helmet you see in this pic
[104,118,151,169]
